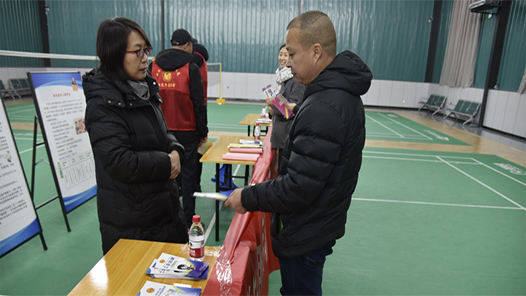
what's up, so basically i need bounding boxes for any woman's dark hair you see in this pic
[96,17,151,81]
[279,43,286,51]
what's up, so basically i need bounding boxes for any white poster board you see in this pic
[0,97,44,257]
[28,72,96,213]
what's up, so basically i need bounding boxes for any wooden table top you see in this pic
[68,239,221,296]
[238,113,271,126]
[200,135,258,165]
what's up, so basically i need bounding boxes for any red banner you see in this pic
[203,126,280,295]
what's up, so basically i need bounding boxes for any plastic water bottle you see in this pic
[254,122,261,141]
[261,105,267,118]
[189,215,205,261]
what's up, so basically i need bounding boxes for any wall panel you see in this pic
[303,0,434,82]
[498,0,526,92]
[0,0,43,67]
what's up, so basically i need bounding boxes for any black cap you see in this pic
[171,29,197,46]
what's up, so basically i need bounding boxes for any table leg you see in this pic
[247,126,251,136]
[215,163,220,241]
[244,165,250,186]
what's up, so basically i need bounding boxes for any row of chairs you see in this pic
[418,94,480,125]
[0,78,31,100]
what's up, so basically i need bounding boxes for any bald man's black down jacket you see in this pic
[241,50,372,258]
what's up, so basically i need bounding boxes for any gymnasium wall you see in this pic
[0,0,525,138]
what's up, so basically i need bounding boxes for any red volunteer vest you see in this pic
[152,61,196,131]
[194,52,208,103]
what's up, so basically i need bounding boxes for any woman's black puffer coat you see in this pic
[83,68,188,254]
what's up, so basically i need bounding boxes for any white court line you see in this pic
[377,112,434,140]
[209,122,247,128]
[353,197,523,210]
[471,158,526,187]
[364,155,477,165]
[209,125,244,129]
[367,135,433,140]
[203,164,241,243]
[367,132,430,139]
[6,110,33,116]
[203,202,222,244]
[18,145,45,154]
[12,138,38,142]
[436,156,526,211]
[364,150,476,160]
[4,105,33,113]
[366,114,405,138]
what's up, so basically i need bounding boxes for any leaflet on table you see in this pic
[137,281,201,296]
[146,253,209,280]
[238,139,263,146]
[255,118,272,124]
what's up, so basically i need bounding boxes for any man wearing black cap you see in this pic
[151,29,208,229]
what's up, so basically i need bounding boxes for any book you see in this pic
[146,253,209,280]
[222,153,260,161]
[193,189,234,201]
[228,143,262,148]
[229,147,263,154]
[137,281,201,296]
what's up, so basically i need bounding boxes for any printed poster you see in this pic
[29,72,96,212]
[0,97,42,256]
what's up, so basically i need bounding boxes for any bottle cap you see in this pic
[192,215,201,223]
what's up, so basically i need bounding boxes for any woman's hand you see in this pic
[264,97,274,107]
[168,150,181,179]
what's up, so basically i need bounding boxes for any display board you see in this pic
[0,97,45,257]
[28,72,96,213]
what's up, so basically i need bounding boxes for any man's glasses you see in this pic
[125,46,153,58]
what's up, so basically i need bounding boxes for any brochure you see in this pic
[137,281,201,296]
[146,253,209,280]
[193,189,234,201]
[238,139,263,146]
[262,84,291,119]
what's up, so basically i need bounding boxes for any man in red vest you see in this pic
[192,43,209,193]
[151,29,208,229]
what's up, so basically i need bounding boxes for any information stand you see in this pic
[0,96,47,258]
[29,115,71,231]
[27,72,97,231]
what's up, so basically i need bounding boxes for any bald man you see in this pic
[226,11,372,295]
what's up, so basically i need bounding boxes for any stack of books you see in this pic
[137,281,201,296]
[145,253,209,280]
[222,139,264,161]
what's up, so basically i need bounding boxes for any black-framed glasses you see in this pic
[125,46,153,58]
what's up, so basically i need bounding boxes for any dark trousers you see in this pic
[175,137,200,228]
[196,152,203,192]
[278,240,336,296]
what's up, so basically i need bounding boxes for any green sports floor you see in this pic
[1,100,525,295]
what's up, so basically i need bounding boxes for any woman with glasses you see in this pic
[83,17,188,254]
